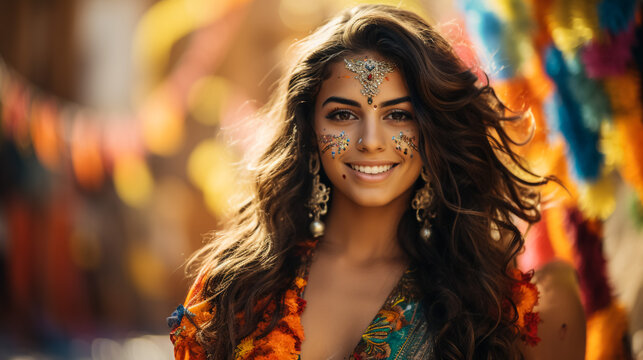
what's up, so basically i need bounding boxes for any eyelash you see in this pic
[325,108,357,121]
[385,109,414,122]
[325,108,414,122]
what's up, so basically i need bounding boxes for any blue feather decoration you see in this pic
[544,45,604,181]
[597,0,637,33]
[566,55,612,131]
[461,1,517,79]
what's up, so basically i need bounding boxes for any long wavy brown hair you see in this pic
[187,4,555,359]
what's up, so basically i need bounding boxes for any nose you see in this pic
[356,115,386,153]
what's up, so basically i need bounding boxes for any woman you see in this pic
[168,4,585,359]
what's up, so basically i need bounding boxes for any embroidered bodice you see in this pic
[340,268,433,359]
[297,246,432,359]
[169,240,540,359]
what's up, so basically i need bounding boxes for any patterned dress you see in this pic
[169,240,539,359]
[343,266,433,359]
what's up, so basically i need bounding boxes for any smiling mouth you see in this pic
[348,163,398,175]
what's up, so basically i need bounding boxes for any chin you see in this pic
[344,189,406,208]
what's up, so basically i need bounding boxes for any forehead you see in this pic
[316,53,410,103]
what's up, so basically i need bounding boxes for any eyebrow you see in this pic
[322,96,360,107]
[380,96,411,108]
[321,96,412,108]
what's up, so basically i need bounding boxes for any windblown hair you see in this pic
[188,4,554,359]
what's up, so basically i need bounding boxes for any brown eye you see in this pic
[385,110,413,122]
[326,109,357,121]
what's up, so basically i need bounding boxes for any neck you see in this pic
[319,189,412,265]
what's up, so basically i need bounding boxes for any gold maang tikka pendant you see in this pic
[344,56,395,105]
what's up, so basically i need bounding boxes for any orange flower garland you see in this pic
[507,268,541,346]
[233,240,317,359]
[233,279,308,359]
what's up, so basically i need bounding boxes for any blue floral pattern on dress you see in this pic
[348,268,429,360]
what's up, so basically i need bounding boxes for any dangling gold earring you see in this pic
[412,167,436,241]
[306,153,330,237]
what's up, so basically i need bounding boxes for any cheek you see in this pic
[318,153,347,187]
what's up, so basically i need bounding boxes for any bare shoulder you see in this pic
[521,261,586,360]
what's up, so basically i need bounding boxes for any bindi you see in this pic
[344,56,395,105]
[319,131,350,159]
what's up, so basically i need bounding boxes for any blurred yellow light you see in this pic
[280,0,430,32]
[599,121,623,172]
[187,76,230,125]
[127,244,168,298]
[279,0,325,31]
[187,139,242,217]
[327,0,429,22]
[140,88,185,156]
[133,0,232,88]
[578,173,617,221]
[547,0,600,54]
[113,154,154,208]
[203,164,240,218]
[187,139,226,189]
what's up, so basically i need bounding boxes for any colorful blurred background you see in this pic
[0,0,642,359]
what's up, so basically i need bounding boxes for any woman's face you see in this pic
[313,51,423,207]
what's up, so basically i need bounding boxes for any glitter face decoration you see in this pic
[344,56,395,105]
[392,131,418,158]
[320,131,350,158]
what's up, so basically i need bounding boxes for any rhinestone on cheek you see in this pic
[392,131,418,158]
[320,131,350,159]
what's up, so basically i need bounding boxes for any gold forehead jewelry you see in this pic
[344,56,395,105]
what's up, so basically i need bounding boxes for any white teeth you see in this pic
[350,164,393,174]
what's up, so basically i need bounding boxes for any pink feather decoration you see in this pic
[437,18,486,85]
[518,215,556,272]
[581,22,636,78]
[563,207,612,315]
